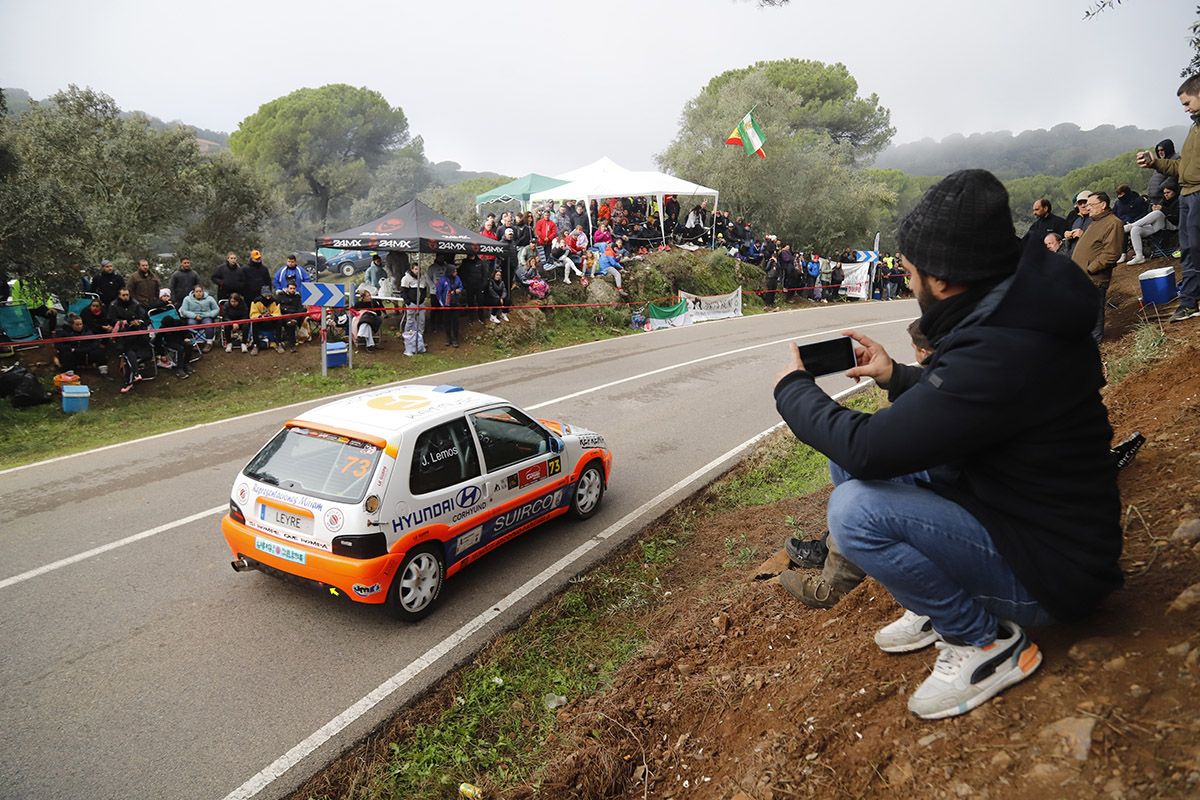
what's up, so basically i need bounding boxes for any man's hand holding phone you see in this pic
[844,330,894,388]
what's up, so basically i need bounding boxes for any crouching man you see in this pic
[773,170,1122,719]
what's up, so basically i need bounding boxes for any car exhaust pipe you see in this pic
[231,557,252,573]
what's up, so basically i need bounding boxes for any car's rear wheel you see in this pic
[570,462,604,520]
[340,263,356,277]
[384,543,444,622]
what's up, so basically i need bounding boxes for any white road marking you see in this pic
[0,505,226,591]
[0,303,912,477]
[218,379,873,800]
[526,317,907,410]
[0,317,910,591]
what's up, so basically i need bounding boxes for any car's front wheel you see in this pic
[570,462,605,520]
[384,543,444,622]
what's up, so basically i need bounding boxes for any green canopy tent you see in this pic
[475,173,569,212]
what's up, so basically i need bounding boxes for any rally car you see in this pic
[221,384,613,621]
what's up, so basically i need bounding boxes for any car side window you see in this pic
[409,417,481,496]
[469,406,552,473]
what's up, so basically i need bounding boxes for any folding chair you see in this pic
[0,303,43,352]
[67,293,101,317]
[1146,229,1179,261]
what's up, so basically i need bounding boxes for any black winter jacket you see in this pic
[774,245,1122,622]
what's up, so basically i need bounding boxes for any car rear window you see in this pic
[244,427,382,504]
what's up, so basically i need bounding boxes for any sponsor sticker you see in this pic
[352,583,382,596]
[324,507,344,532]
[518,461,548,488]
[490,489,565,535]
[454,526,483,555]
[366,394,432,411]
[577,433,606,450]
[236,483,249,503]
[390,485,483,533]
[506,474,519,490]
[255,537,306,565]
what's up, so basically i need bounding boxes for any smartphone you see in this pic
[796,336,856,377]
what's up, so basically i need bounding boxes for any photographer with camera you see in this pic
[772,170,1122,720]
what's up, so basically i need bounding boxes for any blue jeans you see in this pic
[1178,192,1200,307]
[826,463,1054,646]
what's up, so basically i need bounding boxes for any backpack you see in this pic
[3,367,51,408]
[527,277,550,299]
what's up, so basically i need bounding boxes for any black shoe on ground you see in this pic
[1112,432,1145,470]
[785,534,829,569]
[1169,305,1200,323]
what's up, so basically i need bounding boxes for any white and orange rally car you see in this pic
[221,384,613,621]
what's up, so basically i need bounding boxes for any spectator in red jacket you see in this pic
[534,210,558,263]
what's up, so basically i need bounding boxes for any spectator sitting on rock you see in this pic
[55,313,107,377]
[774,170,1121,720]
[1125,181,1180,266]
[274,281,304,353]
[596,244,628,296]
[592,220,614,248]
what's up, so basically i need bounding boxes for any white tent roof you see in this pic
[529,157,718,203]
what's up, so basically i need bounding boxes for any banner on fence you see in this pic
[678,287,743,323]
[647,298,690,330]
[840,262,873,299]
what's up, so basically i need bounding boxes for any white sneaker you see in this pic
[240,343,248,353]
[1126,256,1147,266]
[489,315,500,324]
[1117,253,1127,264]
[875,609,940,653]
[907,621,1042,720]
[500,313,509,322]
[224,342,233,353]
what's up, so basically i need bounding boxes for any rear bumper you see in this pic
[221,515,399,604]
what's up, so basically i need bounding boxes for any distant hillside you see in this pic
[2,86,230,151]
[873,122,1189,178]
[428,160,502,186]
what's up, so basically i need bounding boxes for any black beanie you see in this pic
[896,169,1021,283]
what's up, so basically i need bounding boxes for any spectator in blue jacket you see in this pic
[436,264,464,347]
[273,255,308,291]
[180,285,219,350]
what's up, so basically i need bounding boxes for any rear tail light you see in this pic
[332,532,387,559]
[229,500,246,524]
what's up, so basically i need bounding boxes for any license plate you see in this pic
[256,502,313,536]
[255,537,307,565]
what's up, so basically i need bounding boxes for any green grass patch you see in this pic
[1105,321,1169,385]
[713,387,882,509]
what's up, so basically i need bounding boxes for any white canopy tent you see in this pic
[529,157,720,246]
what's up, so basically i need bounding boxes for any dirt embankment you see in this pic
[526,257,1200,800]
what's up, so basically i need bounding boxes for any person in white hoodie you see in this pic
[179,284,219,351]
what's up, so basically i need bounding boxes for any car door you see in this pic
[468,405,564,511]
[390,416,487,559]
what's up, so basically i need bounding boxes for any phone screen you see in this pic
[796,337,856,377]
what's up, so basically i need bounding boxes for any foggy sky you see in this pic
[1,0,1194,176]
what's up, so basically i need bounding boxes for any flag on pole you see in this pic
[726,111,766,159]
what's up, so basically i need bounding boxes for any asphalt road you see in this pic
[0,300,918,800]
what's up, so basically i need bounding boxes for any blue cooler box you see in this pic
[62,384,90,413]
[325,342,348,368]
[1139,267,1178,306]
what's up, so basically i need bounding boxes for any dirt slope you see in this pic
[524,256,1200,800]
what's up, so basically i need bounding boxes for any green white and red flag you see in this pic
[725,110,766,159]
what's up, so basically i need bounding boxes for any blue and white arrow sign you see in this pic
[301,282,348,307]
